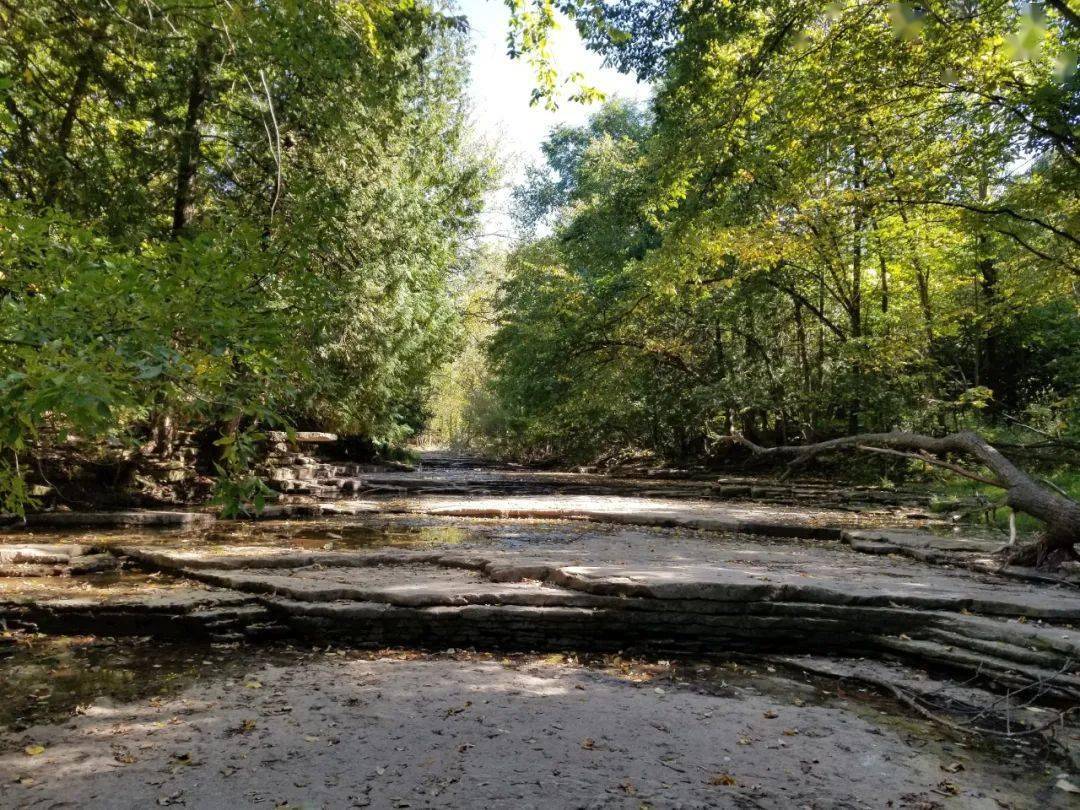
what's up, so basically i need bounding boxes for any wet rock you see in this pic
[68,553,119,574]
[0,544,87,565]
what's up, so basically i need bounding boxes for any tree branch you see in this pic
[854,444,1003,488]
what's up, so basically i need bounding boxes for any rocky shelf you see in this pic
[3,529,1078,701]
[4,458,1075,745]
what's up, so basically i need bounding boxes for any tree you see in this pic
[0,0,492,512]
[732,430,1080,566]
[484,0,1078,517]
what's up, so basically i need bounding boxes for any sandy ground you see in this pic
[1,649,1073,810]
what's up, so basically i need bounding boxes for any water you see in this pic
[0,512,607,556]
[0,635,293,729]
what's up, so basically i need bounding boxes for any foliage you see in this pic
[422,247,507,450]
[0,0,493,512]
[487,1,1079,464]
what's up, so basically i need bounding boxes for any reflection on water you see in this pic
[0,515,593,554]
[0,519,485,552]
[0,635,296,730]
[0,571,202,601]
[259,522,475,550]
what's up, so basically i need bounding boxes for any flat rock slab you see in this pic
[0,544,117,577]
[117,536,1080,621]
[0,544,87,565]
[194,564,594,609]
[0,574,270,641]
[98,531,1080,682]
[1,655,1067,809]
[0,574,252,611]
[549,562,1080,618]
[322,494,907,538]
[843,528,1007,555]
[772,653,1013,709]
[116,544,477,571]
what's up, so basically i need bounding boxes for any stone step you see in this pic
[875,636,1080,699]
[923,626,1066,670]
[843,528,1006,559]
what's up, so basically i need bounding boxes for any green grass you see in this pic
[928,468,1080,535]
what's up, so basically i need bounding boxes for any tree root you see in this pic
[1004,536,1080,569]
[772,655,1079,747]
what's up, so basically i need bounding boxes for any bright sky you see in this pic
[454,0,652,242]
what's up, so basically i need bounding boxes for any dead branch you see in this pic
[854,444,1003,488]
[727,429,1080,565]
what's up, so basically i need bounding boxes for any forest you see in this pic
[2,1,1079,539]
[0,0,493,512]
[473,0,1079,464]
[2,3,1080,805]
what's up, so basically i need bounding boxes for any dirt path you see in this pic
[1,646,1072,809]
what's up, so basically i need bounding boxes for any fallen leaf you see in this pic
[23,745,45,757]
[244,680,263,690]
[229,718,257,735]
[709,773,737,786]
[737,736,752,746]
[444,701,472,718]
[936,780,960,795]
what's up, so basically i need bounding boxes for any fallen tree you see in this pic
[728,430,1080,568]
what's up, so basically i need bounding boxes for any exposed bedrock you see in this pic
[3,465,1077,699]
[0,584,274,640]
[1,541,1062,696]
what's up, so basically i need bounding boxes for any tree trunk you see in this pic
[42,20,109,207]
[43,62,91,207]
[729,430,1080,567]
[172,38,213,237]
[974,161,1000,402]
[848,142,864,434]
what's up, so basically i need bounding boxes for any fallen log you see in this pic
[728,430,1080,568]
